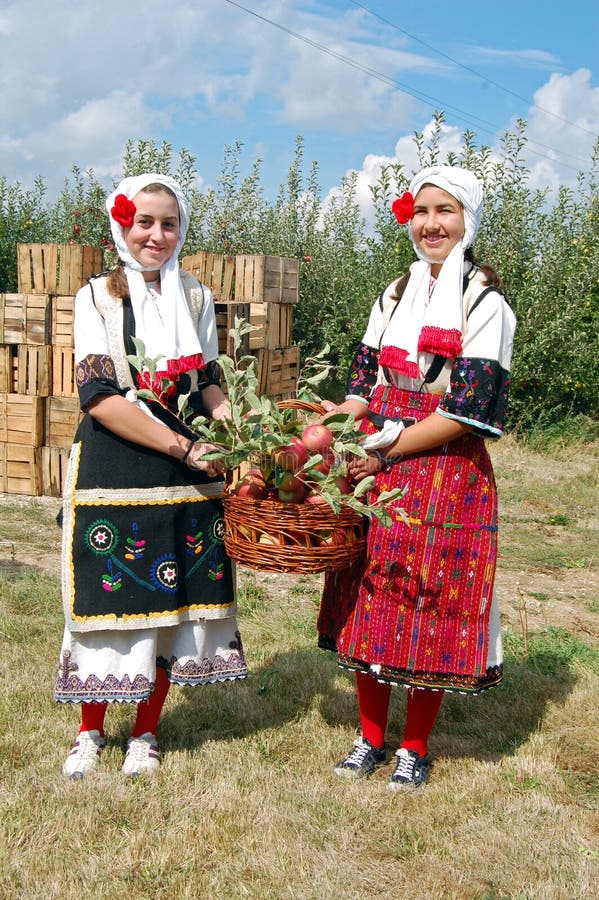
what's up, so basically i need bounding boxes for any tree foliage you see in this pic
[1,119,597,433]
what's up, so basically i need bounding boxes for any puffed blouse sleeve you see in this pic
[344,294,386,403]
[437,289,516,438]
[73,282,123,410]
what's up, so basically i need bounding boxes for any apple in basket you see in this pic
[277,471,308,503]
[317,527,350,546]
[235,469,268,499]
[258,532,282,545]
[301,423,334,453]
[272,436,309,473]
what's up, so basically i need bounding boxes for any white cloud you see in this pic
[521,69,599,191]
[322,120,466,225]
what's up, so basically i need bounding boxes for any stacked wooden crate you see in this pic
[182,252,301,398]
[0,244,103,496]
[1,246,301,497]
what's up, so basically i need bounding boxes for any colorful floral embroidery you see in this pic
[345,342,379,399]
[440,356,511,433]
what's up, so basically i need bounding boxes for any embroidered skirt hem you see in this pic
[335,656,503,694]
[54,618,248,704]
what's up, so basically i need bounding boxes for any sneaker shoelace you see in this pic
[73,733,103,763]
[345,739,373,767]
[126,736,157,768]
[394,750,416,780]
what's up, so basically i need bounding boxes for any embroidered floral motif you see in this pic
[85,519,119,555]
[440,356,511,433]
[345,342,380,399]
[150,555,179,593]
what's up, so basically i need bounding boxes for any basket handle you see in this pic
[277,399,325,416]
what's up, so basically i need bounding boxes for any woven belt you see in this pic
[366,412,417,429]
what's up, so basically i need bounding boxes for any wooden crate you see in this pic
[256,346,301,399]
[41,446,70,498]
[214,302,251,356]
[45,396,81,449]
[248,302,293,350]
[1,394,45,446]
[16,345,52,396]
[235,255,300,304]
[2,444,41,496]
[0,293,52,345]
[17,243,103,296]
[181,252,235,301]
[52,295,75,348]
[52,347,77,397]
[0,345,17,393]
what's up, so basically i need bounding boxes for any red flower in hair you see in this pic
[111,194,136,228]
[391,192,415,224]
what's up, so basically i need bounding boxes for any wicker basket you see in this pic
[222,399,366,573]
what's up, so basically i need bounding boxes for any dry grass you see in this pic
[0,437,597,899]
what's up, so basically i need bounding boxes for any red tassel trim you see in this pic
[163,353,205,377]
[379,346,423,379]
[417,326,462,358]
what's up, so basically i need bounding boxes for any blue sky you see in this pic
[1,0,597,216]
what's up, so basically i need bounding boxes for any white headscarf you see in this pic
[105,173,202,373]
[381,165,484,379]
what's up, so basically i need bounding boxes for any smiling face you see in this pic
[124,187,180,280]
[411,184,465,276]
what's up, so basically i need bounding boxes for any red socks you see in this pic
[402,687,444,757]
[131,666,171,738]
[80,702,108,736]
[357,672,391,751]
[356,673,444,756]
[78,668,171,739]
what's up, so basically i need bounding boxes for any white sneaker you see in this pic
[62,729,106,779]
[122,732,160,776]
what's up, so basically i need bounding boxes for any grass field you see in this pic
[0,435,597,899]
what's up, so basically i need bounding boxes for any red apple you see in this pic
[235,470,267,499]
[301,423,334,453]
[317,527,349,546]
[305,491,327,505]
[272,436,308,473]
[277,471,308,503]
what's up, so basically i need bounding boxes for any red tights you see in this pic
[356,672,443,756]
[79,667,171,738]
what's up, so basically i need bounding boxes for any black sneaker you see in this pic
[334,737,387,779]
[387,748,431,791]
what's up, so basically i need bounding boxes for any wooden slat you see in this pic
[41,446,70,497]
[17,243,102,296]
[0,346,15,393]
[181,251,236,301]
[45,396,81,449]
[5,393,45,446]
[51,295,75,347]
[256,346,300,400]
[214,302,251,356]
[235,255,300,304]
[16,345,51,396]
[52,347,77,397]
[4,444,41,495]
